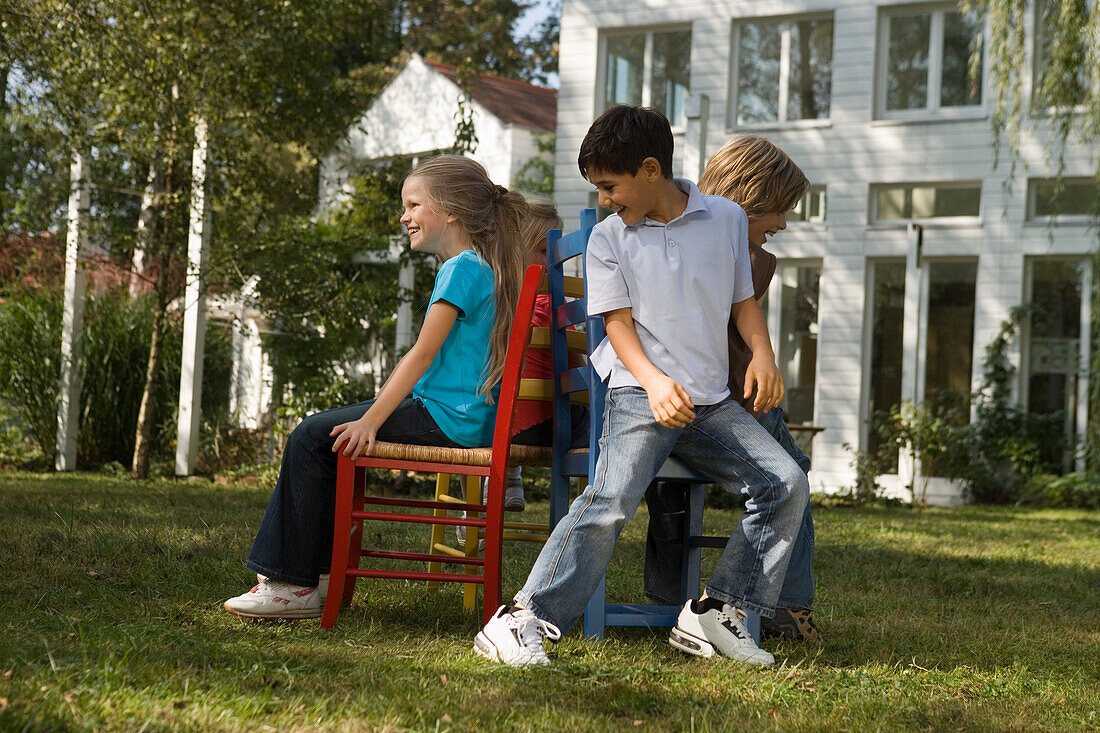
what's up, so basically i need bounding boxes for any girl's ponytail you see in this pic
[410,156,528,400]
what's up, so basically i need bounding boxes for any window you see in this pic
[787,185,826,223]
[1027,177,1098,219]
[775,265,820,427]
[604,29,691,127]
[922,260,977,476]
[1033,0,1093,109]
[871,182,981,222]
[1025,259,1091,471]
[877,5,984,117]
[732,16,833,125]
[865,260,906,468]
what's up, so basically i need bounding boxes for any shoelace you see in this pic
[713,605,749,640]
[515,612,562,660]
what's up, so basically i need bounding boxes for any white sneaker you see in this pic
[474,606,562,666]
[504,466,525,512]
[256,573,328,603]
[225,577,321,619]
[669,599,774,666]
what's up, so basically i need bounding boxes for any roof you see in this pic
[425,60,557,133]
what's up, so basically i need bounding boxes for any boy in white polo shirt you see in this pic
[474,105,809,667]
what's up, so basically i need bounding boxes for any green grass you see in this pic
[1,470,1098,732]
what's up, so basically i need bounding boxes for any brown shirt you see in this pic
[727,242,776,414]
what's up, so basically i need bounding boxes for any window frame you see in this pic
[869,181,984,226]
[727,12,835,130]
[874,3,988,121]
[787,184,827,225]
[1020,256,1092,472]
[597,24,693,131]
[1026,177,1098,223]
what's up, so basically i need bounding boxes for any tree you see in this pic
[966,0,1099,472]
[1,0,546,475]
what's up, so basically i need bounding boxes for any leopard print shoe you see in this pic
[761,607,821,642]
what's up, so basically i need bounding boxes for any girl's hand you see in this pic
[330,415,381,458]
[643,373,695,428]
[745,355,784,413]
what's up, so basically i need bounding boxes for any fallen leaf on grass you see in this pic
[0,698,8,711]
[293,704,305,714]
[2,670,10,679]
[439,674,448,683]
[633,720,646,726]
[441,714,453,723]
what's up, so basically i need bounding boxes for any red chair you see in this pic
[321,264,548,629]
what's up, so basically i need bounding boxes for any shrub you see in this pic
[1020,471,1100,509]
[0,287,232,467]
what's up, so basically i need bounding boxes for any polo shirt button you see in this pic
[669,240,677,247]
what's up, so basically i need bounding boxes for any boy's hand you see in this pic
[745,355,784,413]
[330,415,381,458]
[642,374,695,428]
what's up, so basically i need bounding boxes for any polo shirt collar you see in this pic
[642,177,709,226]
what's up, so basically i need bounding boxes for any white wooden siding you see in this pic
[557,0,1096,502]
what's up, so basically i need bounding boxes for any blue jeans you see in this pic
[245,397,460,587]
[643,407,816,610]
[514,387,809,631]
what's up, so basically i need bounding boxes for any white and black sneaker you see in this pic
[669,598,774,666]
[474,605,562,666]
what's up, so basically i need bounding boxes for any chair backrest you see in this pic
[486,264,546,475]
[547,209,599,524]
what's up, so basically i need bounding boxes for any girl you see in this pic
[225,155,528,620]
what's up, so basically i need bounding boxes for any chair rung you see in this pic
[362,496,482,512]
[348,568,484,584]
[432,542,472,558]
[361,548,484,566]
[353,510,486,527]
[502,520,548,530]
[689,536,728,549]
[502,532,549,543]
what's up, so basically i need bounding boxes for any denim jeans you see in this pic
[245,397,460,587]
[514,387,809,631]
[643,407,816,610]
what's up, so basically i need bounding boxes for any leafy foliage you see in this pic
[512,132,555,195]
[0,287,231,466]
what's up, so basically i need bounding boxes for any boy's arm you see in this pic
[330,301,459,458]
[603,307,695,428]
[730,296,784,413]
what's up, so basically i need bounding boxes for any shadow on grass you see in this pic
[3,473,1099,731]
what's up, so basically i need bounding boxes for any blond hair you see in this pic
[519,198,563,254]
[698,136,809,220]
[409,155,528,400]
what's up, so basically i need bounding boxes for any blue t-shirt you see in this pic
[413,249,498,447]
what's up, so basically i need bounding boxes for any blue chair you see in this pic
[546,208,761,643]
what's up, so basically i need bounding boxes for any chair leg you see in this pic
[426,473,452,590]
[583,575,607,639]
[323,456,356,629]
[682,483,705,604]
[482,471,503,625]
[344,466,364,603]
[462,475,481,612]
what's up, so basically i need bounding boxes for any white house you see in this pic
[554,0,1095,504]
[319,53,558,210]
[228,53,557,428]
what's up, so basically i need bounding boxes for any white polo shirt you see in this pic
[586,178,754,405]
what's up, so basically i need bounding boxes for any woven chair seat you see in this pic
[366,441,553,468]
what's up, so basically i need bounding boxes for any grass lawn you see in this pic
[1,470,1098,732]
